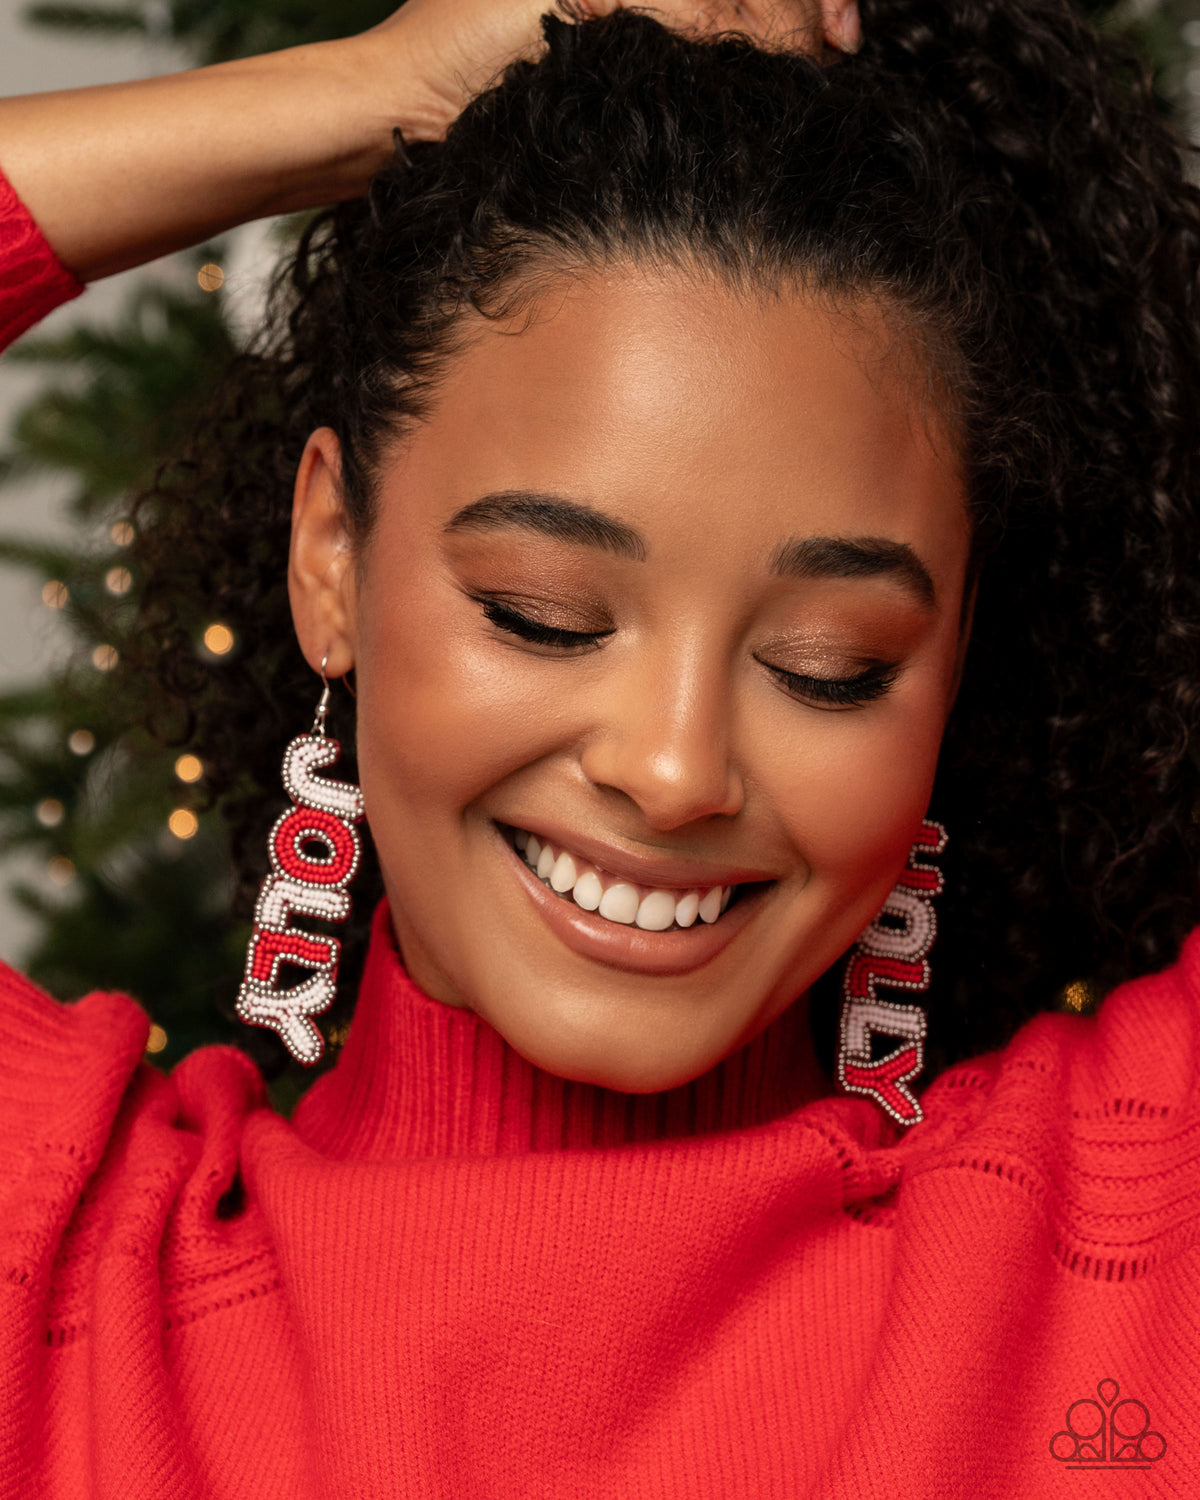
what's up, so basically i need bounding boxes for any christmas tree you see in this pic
[0,267,248,1065]
[0,0,393,1109]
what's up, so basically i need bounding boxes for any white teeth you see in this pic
[572,870,603,910]
[597,882,639,925]
[635,890,677,931]
[674,890,700,928]
[512,828,738,931]
[698,887,724,924]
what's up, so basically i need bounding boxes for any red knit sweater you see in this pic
[2,177,1198,1499]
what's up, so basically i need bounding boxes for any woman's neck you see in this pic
[293,902,832,1160]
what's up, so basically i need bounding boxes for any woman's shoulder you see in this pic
[989,925,1200,1125]
[0,959,270,1318]
[0,957,154,1178]
[0,954,268,1162]
[903,927,1200,1276]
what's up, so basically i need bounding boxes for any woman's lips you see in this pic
[497,823,772,976]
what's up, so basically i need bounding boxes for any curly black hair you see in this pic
[121,0,1200,1085]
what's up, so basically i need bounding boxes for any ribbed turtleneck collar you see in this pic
[293,901,836,1160]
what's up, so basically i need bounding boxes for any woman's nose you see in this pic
[578,653,745,831]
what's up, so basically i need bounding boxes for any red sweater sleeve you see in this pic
[0,167,84,351]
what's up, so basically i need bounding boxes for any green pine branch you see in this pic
[1,280,236,516]
[21,4,147,37]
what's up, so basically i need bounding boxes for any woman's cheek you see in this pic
[354,594,568,822]
[769,677,948,902]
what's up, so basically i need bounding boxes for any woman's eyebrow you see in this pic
[444,494,936,609]
[443,492,647,561]
[769,535,937,609]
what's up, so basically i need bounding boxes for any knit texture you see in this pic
[1,900,1198,1498]
[0,171,82,346]
[2,183,1198,1498]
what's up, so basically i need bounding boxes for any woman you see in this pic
[1,0,1198,1493]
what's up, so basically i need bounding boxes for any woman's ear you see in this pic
[288,426,358,677]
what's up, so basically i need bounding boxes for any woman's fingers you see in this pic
[564,0,856,52]
[366,0,855,145]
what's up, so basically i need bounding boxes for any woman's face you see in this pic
[290,265,972,1092]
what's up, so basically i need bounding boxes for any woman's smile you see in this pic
[492,816,774,978]
[489,817,778,976]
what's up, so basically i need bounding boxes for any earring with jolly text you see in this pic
[235,659,364,1064]
[835,819,947,1128]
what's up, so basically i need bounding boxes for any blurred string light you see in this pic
[174,753,203,783]
[35,798,64,828]
[110,520,135,547]
[168,809,199,840]
[47,856,75,886]
[197,263,225,293]
[105,566,132,596]
[145,1024,168,1055]
[1059,980,1097,1014]
[203,622,234,656]
[68,729,95,756]
[92,644,119,672]
[42,580,69,609]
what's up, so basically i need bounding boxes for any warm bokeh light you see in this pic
[110,519,136,546]
[197,262,225,292]
[145,1024,168,1055]
[42,580,69,609]
[1059,980,1096,1013]
[174,753,204,784]
[203,622,235,656]
[68,729,95,756]
[92,644,119,672]
[105,566,132,596]
[35,798,64,828]
[47,856,76,886]
[168,808,199,840]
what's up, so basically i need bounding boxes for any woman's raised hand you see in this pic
[0,0,853,283]
[365,0,859,143]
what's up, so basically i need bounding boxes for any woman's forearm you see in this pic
[0,34,440,283]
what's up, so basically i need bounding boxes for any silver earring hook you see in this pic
[312,653,332,737]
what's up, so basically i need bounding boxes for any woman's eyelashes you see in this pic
[474,595,901,709]
[758,659,901,709]
[474,596,613,650]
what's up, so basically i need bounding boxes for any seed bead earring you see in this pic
[235,656,365,1064]
[835,819,947,1128]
